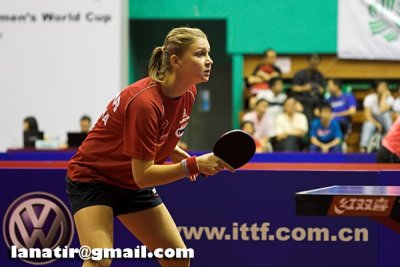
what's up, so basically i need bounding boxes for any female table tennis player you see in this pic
[377,115,400,163]
[66,27,233,267]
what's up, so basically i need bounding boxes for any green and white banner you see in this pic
[338,0,400,60]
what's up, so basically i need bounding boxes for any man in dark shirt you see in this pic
[291,54,326,125]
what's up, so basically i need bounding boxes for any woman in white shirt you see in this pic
[360,80,394,152]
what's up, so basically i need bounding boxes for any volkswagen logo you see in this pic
[2,192,74,265]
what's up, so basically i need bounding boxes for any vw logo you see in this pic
[2,192,74,265]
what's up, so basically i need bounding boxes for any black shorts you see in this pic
[66,177,163,216]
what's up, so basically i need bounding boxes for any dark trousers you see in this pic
[274,136,304,152]
[377,145,400,163]
[292,95,315,125]
[291,93,322,127]
[337,119,351,136]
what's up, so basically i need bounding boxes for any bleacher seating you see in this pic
[243,54,400,152]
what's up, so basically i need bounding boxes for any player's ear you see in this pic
[170,55,181,71]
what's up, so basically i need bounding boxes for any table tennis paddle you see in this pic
[213,129,256,169]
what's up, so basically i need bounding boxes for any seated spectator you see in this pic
[309,104,342,153]
[360,80,394,153]
[65,115,92,148]
[80,115,92,133]
[393,85,400,115]
[246,49,282,96]
[23,116,43,148]
[291,54,326,125]
[23,116,38,133]
[255,77,287,121]
[242,99,275,151]
[274,98,308,151]
[240,121,266,153]
[326,78,357,136]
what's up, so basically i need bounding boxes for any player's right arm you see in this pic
[131,153,231,188]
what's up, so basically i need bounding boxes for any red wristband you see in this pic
[186,156,200,176]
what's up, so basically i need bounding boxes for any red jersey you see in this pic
[67,77,196,189]
[382,116,400,157]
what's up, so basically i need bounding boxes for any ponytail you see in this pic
[148,46,164,82]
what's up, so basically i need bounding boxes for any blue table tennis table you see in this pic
[296,185,400,233]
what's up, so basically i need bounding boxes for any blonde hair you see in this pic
[148,27,207,82]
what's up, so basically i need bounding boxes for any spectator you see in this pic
[326,78,357,136]
[309,104,342,153]
[242,99,275,150]
[360,80,394,153]
[393,85,400,115]
[246,49,282,95]
[240,121,265,153]
[23,116,43,148]
[23,116,39,133]
[291,54,326,125]
[274,98,308,151]
[377,116,400,163]
[255,77,287,120]
[80,115,92,133]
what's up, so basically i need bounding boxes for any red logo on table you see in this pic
[328,196,396,217]
[2,192,74,265]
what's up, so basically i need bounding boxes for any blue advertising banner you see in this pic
[0,167,399,266]
[0,150,377,163]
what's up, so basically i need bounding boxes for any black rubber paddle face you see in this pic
[213,130,256,169]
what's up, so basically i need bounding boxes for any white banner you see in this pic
[0,0,128,151]
[338,0,400,60]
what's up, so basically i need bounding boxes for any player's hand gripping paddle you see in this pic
[213,130,256,169]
